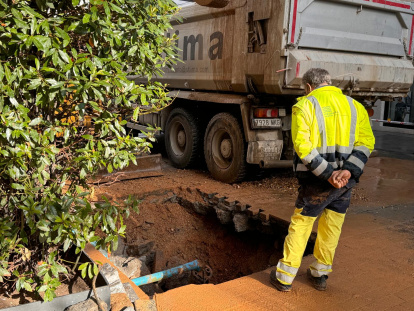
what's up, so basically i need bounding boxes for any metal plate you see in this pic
[252,118,281,129]
[285,49,414,94]
[289,0,412,57]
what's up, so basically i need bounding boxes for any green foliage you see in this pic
[0,0,178,301]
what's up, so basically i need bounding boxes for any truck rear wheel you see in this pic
[204,113,246,183]
[165,108,200,168]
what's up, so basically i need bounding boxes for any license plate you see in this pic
[252,118,281,128]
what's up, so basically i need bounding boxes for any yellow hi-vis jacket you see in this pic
[292,86,375,181]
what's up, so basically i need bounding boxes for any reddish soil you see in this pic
[123,192,277,284]
[91,155,414,288]
[149,157,414,311]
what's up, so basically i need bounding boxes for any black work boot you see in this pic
[270,270,292,292]
[307,268,328,291]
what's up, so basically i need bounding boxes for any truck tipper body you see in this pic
[128,0,414,183]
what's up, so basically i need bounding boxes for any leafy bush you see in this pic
[0,0,178,301]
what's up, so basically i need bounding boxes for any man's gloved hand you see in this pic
[328,170,351,189]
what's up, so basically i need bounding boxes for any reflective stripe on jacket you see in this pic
[292,86,375,181]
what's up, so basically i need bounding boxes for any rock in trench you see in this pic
[233,213,250,232]
[110,255,151,279]
[126,241,155,257]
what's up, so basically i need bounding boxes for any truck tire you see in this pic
[204,113,246,183]
[165,108,200,169]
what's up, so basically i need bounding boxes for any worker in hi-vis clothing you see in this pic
[270,68,375,292]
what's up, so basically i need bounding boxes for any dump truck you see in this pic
[128,0,414,183]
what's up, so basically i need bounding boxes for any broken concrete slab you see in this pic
[65,298,107,311]
[99,264,135,311]
[83,244,149,300]
[110,255,151,279]
[100,263,126,295]
[123,283,140,303]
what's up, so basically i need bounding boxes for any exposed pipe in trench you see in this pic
[131,260,201,286]
[91,240,201,286]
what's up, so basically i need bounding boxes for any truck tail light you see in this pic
[367,108,374,117]
[254,108,278,118]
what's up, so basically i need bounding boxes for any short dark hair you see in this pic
[302,68,332,88]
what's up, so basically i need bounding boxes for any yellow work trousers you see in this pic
[276,207,346,285]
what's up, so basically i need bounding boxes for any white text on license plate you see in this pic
[253,118,281,128]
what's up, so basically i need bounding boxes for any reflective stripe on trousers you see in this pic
[277,208,316,285]
[276,262,298,285]
[309,261,332,277]
[276,183,351,285]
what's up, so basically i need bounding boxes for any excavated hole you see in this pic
[116,187,315,296]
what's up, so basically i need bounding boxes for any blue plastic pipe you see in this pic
[131,260,201,286]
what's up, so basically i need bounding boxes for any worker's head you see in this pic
[302,68,331,95]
